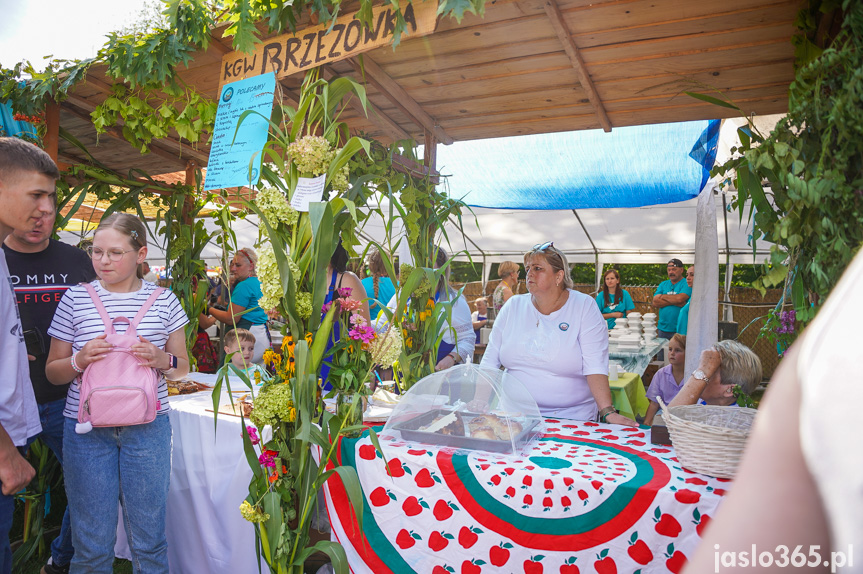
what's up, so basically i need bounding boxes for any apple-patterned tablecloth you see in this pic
[322,419,728,574]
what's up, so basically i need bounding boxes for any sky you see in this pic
[0,0,150,70]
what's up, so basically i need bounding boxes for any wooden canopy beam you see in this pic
[543,0,612,132]
[348,56,454,145]
[322,65,411,142]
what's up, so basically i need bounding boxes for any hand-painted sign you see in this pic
[220,1,438,84]
[204,73,276,190]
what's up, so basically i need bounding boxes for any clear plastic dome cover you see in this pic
[383,364,542,455]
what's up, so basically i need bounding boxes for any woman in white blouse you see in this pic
[481,242,636,425]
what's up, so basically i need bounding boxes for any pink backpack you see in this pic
[77,283,165,429]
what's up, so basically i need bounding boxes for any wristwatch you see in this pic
[163,353,178,372]
[692,369,710,383]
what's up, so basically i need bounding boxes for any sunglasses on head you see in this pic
[532,241,554,251]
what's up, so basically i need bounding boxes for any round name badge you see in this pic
[559,322,569,331]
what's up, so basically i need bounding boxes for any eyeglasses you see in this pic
[91,248,136,262]
[532,241,554,251]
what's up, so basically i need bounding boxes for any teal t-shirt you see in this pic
[595,289,635,328]
[654,278,692,332]
[361,276,396,322]
[230,277,268,329]
[677,301,690,335]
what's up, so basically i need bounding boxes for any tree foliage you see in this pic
[695,0,863,325]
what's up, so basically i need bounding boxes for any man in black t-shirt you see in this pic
[3,209,95,574]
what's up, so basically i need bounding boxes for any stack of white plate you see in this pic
[641,312,657,342]
[609,323,628,342]
[616,333,641,350]
[625,312,643,336]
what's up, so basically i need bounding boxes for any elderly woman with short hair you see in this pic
[481,242,637,425]
[669,339,762,407]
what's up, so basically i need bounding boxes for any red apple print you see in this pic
[407,448,428,456]
[432,566,454,574]
[559,556,579,573]
[433,499,455,521]
[595,428,611,433]
[563,477,574,487]
[505,486,516,498]
[695,512,711,537]
[387,458,405,478]
[584,422,599,427]
[544,479,554,490]
[665,545,687,573]
[603,435,619,440]
[655,514,682,537]
[489,543,512,567]
[369,487,392,507]
[572,430,590,436]
[594,549,616,574]
[685,477,708,485]
[652,448,671,453]
[396,529,417,549]
[591,480,604,491]
[458,526,481,548]
[402,496,424,516]
[713,489,727,496]
[479,464,490,471]
[490,475,502,486]
[415,469,435,487]
[503,467,515,475]
[560,496,572,507]
[627,440,645,446]
[523,494,533,505]
[627,432,645,437]
[674,489,701,504]
[524,555,545,574]
[716,477,731,482]
[461,560,482,574]
[627,538,653,565]
[577,489,589,502]
[359,444,376,460]
[428,531,451,551]
[523,475,533,487]
[541,496,553,509]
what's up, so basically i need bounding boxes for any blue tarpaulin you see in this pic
[0,101,37,139]
[438,119,720,210]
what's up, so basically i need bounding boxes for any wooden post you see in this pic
[424,130,437,174]
[181,160,197,225]
[43,102,60,162]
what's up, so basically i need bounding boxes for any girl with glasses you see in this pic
[45,213,189,573]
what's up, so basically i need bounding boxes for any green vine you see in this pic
[2,0,486,155]
[691,0,863,326]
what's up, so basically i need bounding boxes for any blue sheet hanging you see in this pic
[0,101,38,139]
[437,119,721,210]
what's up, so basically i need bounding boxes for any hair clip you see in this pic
[130,230,139,240]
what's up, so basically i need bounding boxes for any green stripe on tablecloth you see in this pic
[451,437,655,534]
[341,432,416,573]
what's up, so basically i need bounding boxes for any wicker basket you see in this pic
[657,397,758,479]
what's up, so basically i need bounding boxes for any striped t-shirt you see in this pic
[48,280,189,419]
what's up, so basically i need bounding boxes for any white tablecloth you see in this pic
[115,381,267,573]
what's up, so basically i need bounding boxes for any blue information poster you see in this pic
[204,73,276,190]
